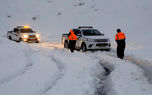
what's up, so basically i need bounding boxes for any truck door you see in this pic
[12,28,19,41]
[73,29,82,49]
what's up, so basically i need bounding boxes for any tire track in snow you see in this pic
[101,50,152,84]
[84,52,116,95]
[34,42,152,84]
[95,57,116,95]
[30,42,66,94]
[32,43,152,94]
[91,50,152,84]
[0,49,33,85]
[92,52,152,95]
[42,55,65,94]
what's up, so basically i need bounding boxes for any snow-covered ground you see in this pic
[0,0,152,95]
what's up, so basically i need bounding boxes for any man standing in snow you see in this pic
[115,29,126,59]
[68,29,77,52]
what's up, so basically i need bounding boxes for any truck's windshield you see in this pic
[20,29,34,33]
[82,29,102,36]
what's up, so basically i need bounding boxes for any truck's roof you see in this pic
[73,26,93,30]
[73,28,95,30]
[78,26,93,29]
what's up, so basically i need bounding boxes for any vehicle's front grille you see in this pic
[95,39,108,42]
[28,39,37,41]
[96,43,108,47]
[29,35,36,38]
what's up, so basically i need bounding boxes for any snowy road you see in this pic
[0,41,152,95]
[0,41,104,95]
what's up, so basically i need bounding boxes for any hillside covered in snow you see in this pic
[0,0,152,95]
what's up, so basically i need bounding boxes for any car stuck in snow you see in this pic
[7,26,40,43]
[62,26,111,52]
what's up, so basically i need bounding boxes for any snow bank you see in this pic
[0,42,58,95]
[0,37,30,85]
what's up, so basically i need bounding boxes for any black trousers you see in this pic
[116,40,126,59]
[69,40,76,52]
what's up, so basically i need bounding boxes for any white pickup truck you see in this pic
[62,26,111,52]
[7,26,40,43]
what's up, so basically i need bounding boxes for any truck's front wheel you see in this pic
[9,36,12,40]
[16,38,21,43]
[81,43,87,52]
[64,41,69,49]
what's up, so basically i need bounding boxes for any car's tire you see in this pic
[81,43,87,52]
[36,41,39,43]
[106,48,111,52]
[64,41,69,49]
[8,36,12,40]
[16,38,21,43]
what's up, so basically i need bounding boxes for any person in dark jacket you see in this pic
[115,29,126,59]
[68,29,77,52]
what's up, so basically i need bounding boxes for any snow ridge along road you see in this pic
[0,42,58,95]
[0,50,33,85]
[0,39,33,85]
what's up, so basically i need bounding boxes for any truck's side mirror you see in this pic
[101,33,104,36]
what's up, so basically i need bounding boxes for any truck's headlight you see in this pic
[36,34,40,38]
[23,34,28,38]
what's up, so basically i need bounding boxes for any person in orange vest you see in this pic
[68,29,77,52]
[115,29,126,59]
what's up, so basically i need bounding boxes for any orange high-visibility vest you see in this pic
[68,30,77,40]
[115,32,126,40]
